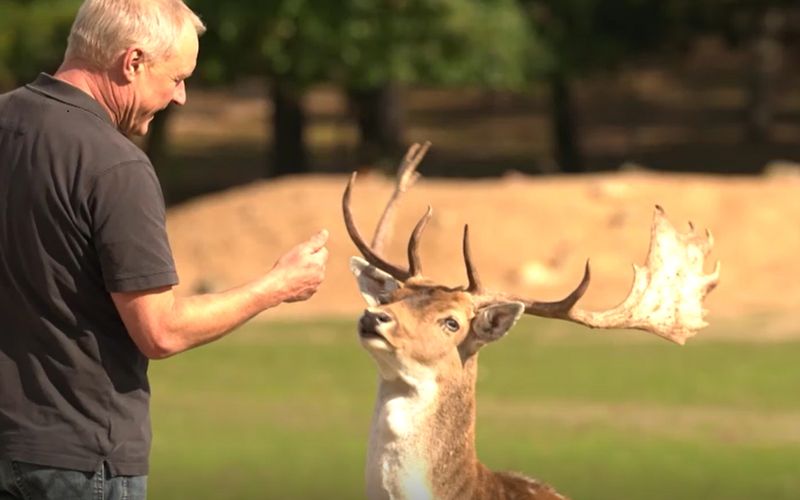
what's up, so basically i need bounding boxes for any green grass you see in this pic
[148,317,800,499]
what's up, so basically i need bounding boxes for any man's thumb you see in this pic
[308,229,329,249]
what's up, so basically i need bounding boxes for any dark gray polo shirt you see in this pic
[0,73,178,475]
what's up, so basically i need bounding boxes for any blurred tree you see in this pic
[187,0,337,176]
[145,106,174,168]
[519,0,683,172]
[192,0,536,176]
[0,0,535,177]
[336,0,535,168]
[521,0,800,168]
[0,0,79,90]
[5,0,798,179]
[690,1,795,143]
[744,8,784,143]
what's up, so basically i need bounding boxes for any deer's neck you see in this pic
[366,359,480,500]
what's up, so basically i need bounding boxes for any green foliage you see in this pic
[0,0,79,89]
[520,0,681,77]
[192,0,338,86]
[333,0,539,90]
[521,0,799,79]
[3,0,795,91]
[191,0,539,90]
[661,0,796,47]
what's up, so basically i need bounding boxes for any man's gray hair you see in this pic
[65,0,206,69]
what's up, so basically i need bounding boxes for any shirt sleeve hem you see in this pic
[105,270,179,293]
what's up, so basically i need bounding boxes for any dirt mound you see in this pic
[166,168,800,337]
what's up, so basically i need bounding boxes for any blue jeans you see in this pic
[0,460,146,500]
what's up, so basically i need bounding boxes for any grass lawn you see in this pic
[148,317,800,499]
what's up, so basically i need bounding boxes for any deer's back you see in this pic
[472,466,570,500]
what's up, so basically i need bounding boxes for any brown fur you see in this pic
[427,357,569,500]
[356,262,570,500]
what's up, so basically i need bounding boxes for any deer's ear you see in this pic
[472,302,525,344]
[459,302,525,362]
[349,256,402,306]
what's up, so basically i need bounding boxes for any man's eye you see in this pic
[442,317,460,333]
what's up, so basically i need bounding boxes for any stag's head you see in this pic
[343,154,719,382]
[343,172,578,381]
[351,256,525,380]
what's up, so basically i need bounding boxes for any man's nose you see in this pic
[173,81,186,106]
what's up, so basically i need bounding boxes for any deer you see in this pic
[341,143,720,500]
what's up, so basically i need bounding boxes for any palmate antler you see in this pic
[468,207,721,345]
[344,143,720,345]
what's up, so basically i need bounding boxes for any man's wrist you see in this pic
[253,270,291,309]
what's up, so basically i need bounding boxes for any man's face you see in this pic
[124,23,199,136]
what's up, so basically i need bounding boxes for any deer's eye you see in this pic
[442,317,460,333]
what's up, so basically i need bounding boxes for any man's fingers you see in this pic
[303,229,329,253]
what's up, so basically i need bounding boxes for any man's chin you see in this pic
[125,117,154,137]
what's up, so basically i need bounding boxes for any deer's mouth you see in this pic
[359,329,394,351]
[357,310,398,350]
[358,327,388,342]
[358,315,392,346]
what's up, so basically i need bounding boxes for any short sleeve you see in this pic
[89,160,178,292]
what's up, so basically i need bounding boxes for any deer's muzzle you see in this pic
[358,309,393,341]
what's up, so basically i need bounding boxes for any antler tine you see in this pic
[408,206,433,277]
[399,141,429,185]
[462,225,482,293]
[479,261,590,317]
[370,142,429,254]
[525,260,591,316]
[343,172,412,281]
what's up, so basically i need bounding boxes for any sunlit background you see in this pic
[2,1,799,498]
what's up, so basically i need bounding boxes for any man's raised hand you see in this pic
[271,229,329,303]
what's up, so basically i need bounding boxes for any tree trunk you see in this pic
[270,80,308,177]
[347,83,405,168]
[145,105,174,169]
[746,8,783,143]
[550,72,584,173]
[143,106,175,202]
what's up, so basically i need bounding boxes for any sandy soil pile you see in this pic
[166,167,800,338]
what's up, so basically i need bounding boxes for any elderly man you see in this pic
[0,1,328,498]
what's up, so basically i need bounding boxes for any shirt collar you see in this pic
[25,73,115,126]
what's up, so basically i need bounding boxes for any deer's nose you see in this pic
[360,308,394,332]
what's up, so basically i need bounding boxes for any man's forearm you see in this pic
[112,230,329,359]
[111,272,290,359]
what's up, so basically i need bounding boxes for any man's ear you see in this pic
[121,47,146,82]
[460,302,524,361]
[349,256,401,307]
